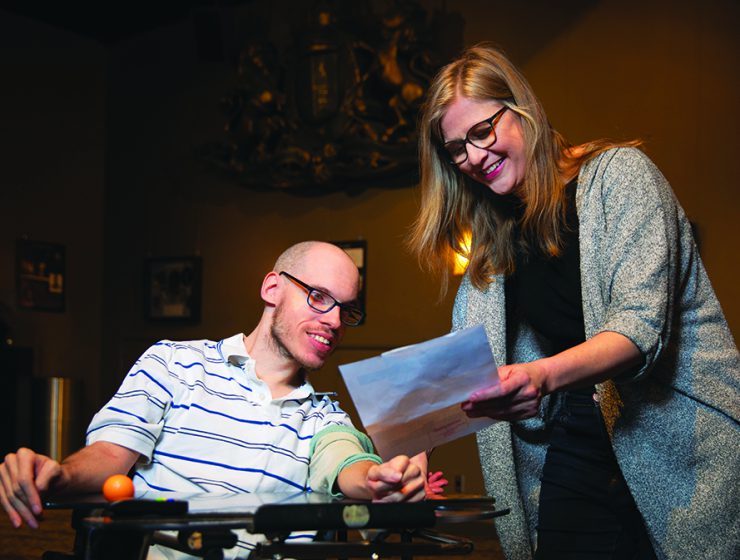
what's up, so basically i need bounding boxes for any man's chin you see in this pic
[300,356,327,372]
[301,346,338,371]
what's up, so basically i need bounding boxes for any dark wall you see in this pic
[0,12,106,449]
[1,0,738,493]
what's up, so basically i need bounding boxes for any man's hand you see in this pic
[408,451,447,498]
[366,455,425,502]
[461,362,547,421]
[0,441,139,530]
[0,448,64,529]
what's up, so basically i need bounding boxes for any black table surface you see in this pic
[45,492,507,533]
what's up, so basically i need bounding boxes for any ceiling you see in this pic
[0,0,206,44]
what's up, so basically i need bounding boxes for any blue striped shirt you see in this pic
[87,333,354,558]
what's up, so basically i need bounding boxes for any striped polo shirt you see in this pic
[87,333,353,494]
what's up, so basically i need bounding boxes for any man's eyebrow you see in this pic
[313,284,340,299]
[314,284,359,306]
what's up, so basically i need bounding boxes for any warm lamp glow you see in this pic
[453,232,472,275]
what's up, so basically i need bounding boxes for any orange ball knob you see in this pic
[102,474,135,502]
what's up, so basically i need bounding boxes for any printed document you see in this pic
[339,325,498,460]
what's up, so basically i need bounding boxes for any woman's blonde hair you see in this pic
[409,44,638,295]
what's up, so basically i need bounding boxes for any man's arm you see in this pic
[337,455,425,502]
[309,426,425,502]
[0,441,139,529]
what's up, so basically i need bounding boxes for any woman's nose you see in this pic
[465,143,488,167]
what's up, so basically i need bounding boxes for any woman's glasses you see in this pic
[442,106,509,165]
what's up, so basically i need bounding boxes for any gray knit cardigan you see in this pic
[451,148,739,560]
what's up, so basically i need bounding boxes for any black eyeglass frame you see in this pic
[279,271,364,327]
[442,106,509,165]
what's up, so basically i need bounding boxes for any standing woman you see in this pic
[410,44,739,560]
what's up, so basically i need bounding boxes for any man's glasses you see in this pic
[442,106,509,165]
[279,271,364,327]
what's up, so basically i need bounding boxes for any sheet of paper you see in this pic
[339,325,498,460]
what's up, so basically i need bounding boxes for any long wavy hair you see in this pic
[409,44,638,295]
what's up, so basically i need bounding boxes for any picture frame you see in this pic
[144,257,202,322]
[333,240,367,325]
[16,239,66,312]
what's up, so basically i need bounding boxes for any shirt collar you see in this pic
[289,379,317,400]
[217,333,319,401]
[219,333,251,366]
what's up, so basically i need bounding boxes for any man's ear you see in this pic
[261,271,281,306]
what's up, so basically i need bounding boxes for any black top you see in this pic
[506,180,585,355]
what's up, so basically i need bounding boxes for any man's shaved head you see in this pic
[273,241,318,275]
[274,242,359,292]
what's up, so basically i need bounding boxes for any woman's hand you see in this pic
[461,333,643,422]
[461,361,547,421]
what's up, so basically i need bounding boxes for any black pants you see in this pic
[534,391,657,560]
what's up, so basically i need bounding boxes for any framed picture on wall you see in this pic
[144,257,202,322]
[333,240,367,325]
[16,239,66,312]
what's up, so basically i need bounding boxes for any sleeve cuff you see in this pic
[86,429,155,463]
[309,425,382,497]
